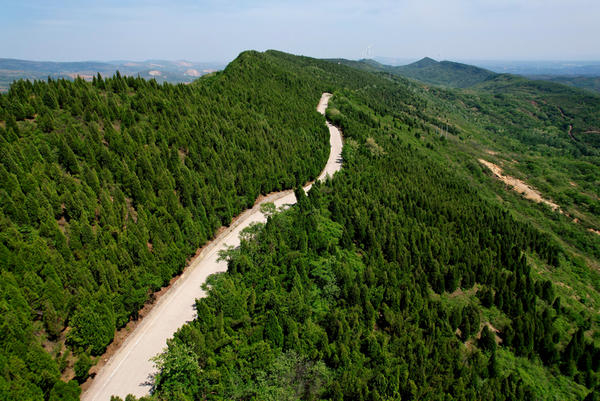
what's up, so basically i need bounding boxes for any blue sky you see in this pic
[1,0,599,62]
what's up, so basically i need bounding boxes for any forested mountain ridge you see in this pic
[332,56,600,98]
[1,49,600,400]
[330,57,497,88]
[331,55,600,231]
[528,75,600,94]
[0,50,334,399]
[119,51,600,400]
[393,57,497,88]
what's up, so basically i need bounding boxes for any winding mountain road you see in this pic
[82,93,342,401]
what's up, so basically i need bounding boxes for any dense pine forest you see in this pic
[133,52,599,401]
[1,50,600,400]
[0,51,335,399]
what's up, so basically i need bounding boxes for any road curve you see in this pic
[82,93,342,401]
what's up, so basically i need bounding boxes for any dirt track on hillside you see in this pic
[478,158,561,211]
[82,93,343,401]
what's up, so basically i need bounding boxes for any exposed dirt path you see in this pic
[567,124,577,141]
[82,93,342,401]
[556,106,576,141]
[478,159,561,212]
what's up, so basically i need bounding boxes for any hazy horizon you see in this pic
[3,55,600,66]
[1,0,599,63]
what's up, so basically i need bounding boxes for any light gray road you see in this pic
[82,93,342,401]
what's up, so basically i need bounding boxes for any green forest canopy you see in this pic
[1,50,599,400]
[0,50,335,399]
[141,52,600,401]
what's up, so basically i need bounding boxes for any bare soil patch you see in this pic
[567,125,576,141]
[66,73,94,80]
[184,69,201,77]
[56,216,67,233]
[447,285,479,299]
[478,159,561,212]
[555,281,574,291]
[476,322,502,344]
[178,148,188,162]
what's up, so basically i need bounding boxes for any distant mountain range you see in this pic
[329,57,600,93]
[527,75,600,93]
[328,57,499,88]
[391,57,498,88]
[473,60,600,76]
[0,58,225,91]
[4,56,599,94]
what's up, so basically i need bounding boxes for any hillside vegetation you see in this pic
[393,57,497,88]
[529,75,600,94]
[122,51,600,401]
[333,56,600,96]
[0,51,333,399]
[1,50,600,400]
[331,57,497,88]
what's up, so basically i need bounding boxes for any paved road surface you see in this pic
[82,92,342,401]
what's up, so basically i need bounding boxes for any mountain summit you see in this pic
[396,57,497,87]
[327,56,497,88]
[409,56,439,68]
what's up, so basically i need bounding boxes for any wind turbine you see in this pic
[362,45,374,60]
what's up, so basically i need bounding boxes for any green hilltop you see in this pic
[1,50,599,400]
[147,51,600,401]
[395,57,497,87]
[330,55,600,95]
[330,56,497,88]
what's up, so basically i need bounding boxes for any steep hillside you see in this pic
[0,50,333,399]
[136,51,599,401]
[468,74,600,148]
[2,49,599,400]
